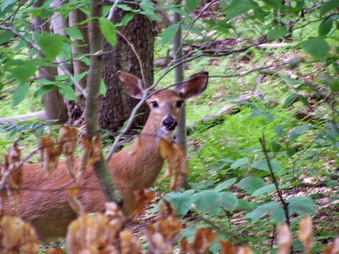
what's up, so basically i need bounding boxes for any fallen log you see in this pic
[0,111,45,124]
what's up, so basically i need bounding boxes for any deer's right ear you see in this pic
[117,71,144,99]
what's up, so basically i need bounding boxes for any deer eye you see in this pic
[150,101,159,108]
[176,100,184,108]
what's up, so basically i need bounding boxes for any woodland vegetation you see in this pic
[0,0,338,253]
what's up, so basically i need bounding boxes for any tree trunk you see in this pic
[30,0,68,124]
[100,5,155,134]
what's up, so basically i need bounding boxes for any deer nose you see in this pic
[162,117,177,131]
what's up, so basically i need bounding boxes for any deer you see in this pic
[3,71,209,241]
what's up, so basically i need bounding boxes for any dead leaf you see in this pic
[47,247,66,254]
[323,237,339,254]
[191,228,217,254]
[40,136,61,176]
[133,189,154,217]
[159,138,188,191]
[58,126,79,177]
[220,240,238,254]
[278,223,292,254]
[299,216,313,254]
[67,188,84,215]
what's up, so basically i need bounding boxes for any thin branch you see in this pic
[107,0,121,21]
[259,134,290,228]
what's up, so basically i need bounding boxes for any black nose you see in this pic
[163,117,177,131]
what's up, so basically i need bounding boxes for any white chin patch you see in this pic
[157,127,175,140]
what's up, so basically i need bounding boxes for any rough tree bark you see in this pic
[30,0,68,123]
[100,3,155,134]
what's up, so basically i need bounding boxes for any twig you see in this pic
[107,0,121,21]
[259,134,290,228]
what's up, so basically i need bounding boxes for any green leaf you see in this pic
[12,83,29,106]
[163,190,194,216]
[275,126,284,137]
[227,0,258,20]
[161,23,180,44]
[301,37,330,61]
[236,199,254,211]
[290,125,309,141]
[8,60,39,83]
[297,95,310,108]
[318,18,333,36]
[100,78,107,96]
[220,192,238,211]
[244,201,280,223]
[283,94,298,107]
[329,79,339,92]
[1,0,16,12]
[270,206,286,224]
[65,27,83,40]
[37,33,64,61]
[117,13,134,27]
[140,0,159,20]
[320,0,339,16]
[34,85,54,98]
[185,0,202,12]
[237,176,266,195]
[214,178,237,192]
[56,82,77,101]
[267,26,288,40]
[287,197,317,215]
[99,17,117,48]
[192,190,221,216]
[0,30,14,44]
[251,159,284,174]
[230,157,249,169]
[252,184,276,196]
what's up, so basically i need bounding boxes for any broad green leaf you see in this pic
[161,23,180,44]
[301,37,330,61]
[118,4,134,11]
[220,192,238,211]
[244,201,280,223]
[251,159,284,174]
[12,83,29,106]
[57,82,77,101]
[0,31,14,44]
[329,79,339,92]
[37,33,64,61]
[227,0,258,20]
[263,0,282,10]
[283,94,298,107]
[99,17,117,48]
[192,190,221,216]
[34,85,54,98]
[275,126,284,137]
[290,125,309,141]
[287,197,317,215]
[297,95,310,108]
[117,13,134,27]
[65,27,83,40]
[237,176,266,195]
[320,0,339,16]
[34,79,55,85]
[230,157,249,169]
[318,18,333,36]
[163,190,194,216]
[214,178,237,192]
[252,184,276,196]
[0,140,12,146]
[1,0,16,12]
[8,60,39,83]
[140,0,159,20]
[270,206,286,224]
[185,0,201,12]
[267,26,288,40]
[236,199,254,211]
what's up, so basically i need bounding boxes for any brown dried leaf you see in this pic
[323,238,339,254]
[120,229,142,254]
[158,199,176,217]
[76,136,102,182]
[180,237,189,254]
[278,223,292,254]
[105,202,126,229]
[0,216,39,253]
[58,126,79,177]
[220,240,238,254]
[67,188,84,215]
[191,228,217,254]
[159,138,188,191]
[40,136,61,176]
[133,189,154,217]
[47,247,66,254]
[238,246,255,254]
[299,216,313,254]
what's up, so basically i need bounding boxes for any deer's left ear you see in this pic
[176,71,209,99]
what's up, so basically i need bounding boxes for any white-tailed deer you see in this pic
[3,71,209,241]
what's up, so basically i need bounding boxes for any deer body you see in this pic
[4,71,209,241]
